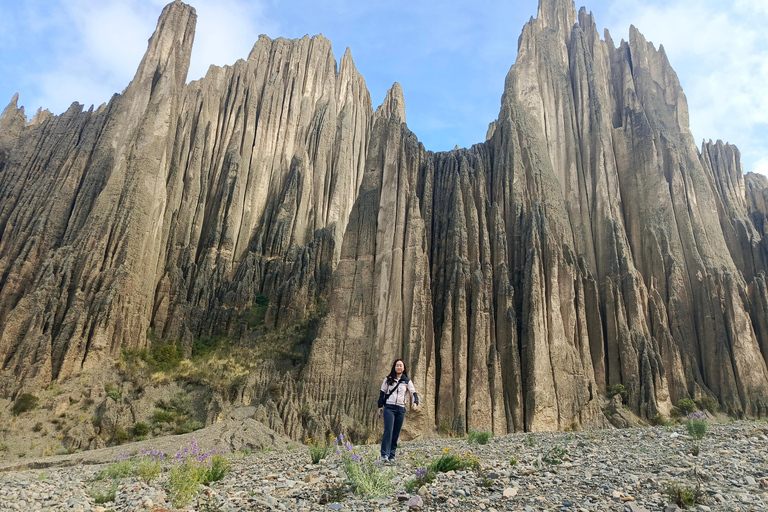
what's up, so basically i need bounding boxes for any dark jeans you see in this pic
[381,404,405,460]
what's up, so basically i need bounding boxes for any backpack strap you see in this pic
[382,379,405,404]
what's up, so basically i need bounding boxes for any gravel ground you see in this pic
[1,420,767,511]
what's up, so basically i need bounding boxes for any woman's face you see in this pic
[395,361,405,374]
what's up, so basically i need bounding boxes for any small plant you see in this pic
[33,422,44,432]
[152,409,175,424]
[477,468,495,488]
[135,449,164,484]
[12,393,39,415]
[666,481,705,509]
[174,420,204,435]
[307,435,332,464]
[109,425,130,445]
[509,457,518,466]
[606,383,628,404]
[429,448,480,473]
[247,294,270,329]
[200,453,231,485]
[89,479,119,504]
[132,422,150,438]
[404,467,436,492]
[524,434,537,447]
[686,412,708,440]
[335,435,396,498]
[96,454,135,480]
[566,421,581,432]
[166,440,230,508]
[677,398,697,414]
[685,412,707,456]
[325,482,347,502]
[542,446,568,465]
[104,383,122,401]
[696,396,718,414]
[649,413,670,426]
[167,458,203,508]
[467,429,492,445]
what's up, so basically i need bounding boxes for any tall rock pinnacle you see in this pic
[1,0,767,439]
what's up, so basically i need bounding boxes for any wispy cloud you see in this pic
[600,0,768,175]
[2,0,275,115]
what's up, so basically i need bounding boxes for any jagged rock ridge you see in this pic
[1,0,767,438]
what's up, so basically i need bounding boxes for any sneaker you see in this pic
[381,456,389,463]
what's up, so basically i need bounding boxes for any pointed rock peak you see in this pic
[248,34,274,60]
[131,0,196,91]
[1,93,25,123]
[375,82,406,124]
[537,0,577,33]
[339,46,357,70]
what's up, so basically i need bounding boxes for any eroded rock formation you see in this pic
[1,0,768,438]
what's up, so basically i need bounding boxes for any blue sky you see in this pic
[1,0,766,175]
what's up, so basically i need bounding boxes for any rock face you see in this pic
[1,0,768,438]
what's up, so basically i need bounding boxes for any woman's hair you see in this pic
[386,359,408,386]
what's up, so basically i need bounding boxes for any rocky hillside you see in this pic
[1,421,767,511]
[1,0,768,441]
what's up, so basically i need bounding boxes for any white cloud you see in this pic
[18,0,275,115]
[754,157,768,177]
[600,0,768,175]
[186,0,279,81]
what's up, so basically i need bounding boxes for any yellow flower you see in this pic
[306,438,312,443]
[443,447,450,453]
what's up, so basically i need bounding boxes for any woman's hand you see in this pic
[378,407,383,418]
[411,403,419,411]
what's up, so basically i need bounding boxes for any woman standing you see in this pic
[378,359,419,462]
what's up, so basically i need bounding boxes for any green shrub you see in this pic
[649,413,670,426]
[677,398,697,414]
[88,479,118,504]
[686,415,708,441]
[247,294,270,329]
[109,425,130,445]
[33,422,44,432]
[467,429,492,445]
[166,440,230,508]
[12,393,39,415]
[149,342,183,372]
[191,336,220,358]
[342,451,395,497]
[200,454,231,485]
[404,467,436,492]
[697,396,718,414]
[135,451,163,484]
[96,457,134,480]
[606,384,628,404]
[152,409,176,424]
[104,383,121,401]
[429,449,480,473]
[542,446,568,465]
[132,422,150,438]
[174,420,204,435]
[666,482,705,508]
[167,458,204,508]
[307,435,333,464]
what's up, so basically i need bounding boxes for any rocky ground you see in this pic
[1,421,767,512]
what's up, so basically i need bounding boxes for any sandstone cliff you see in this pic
[1,0,767,439]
